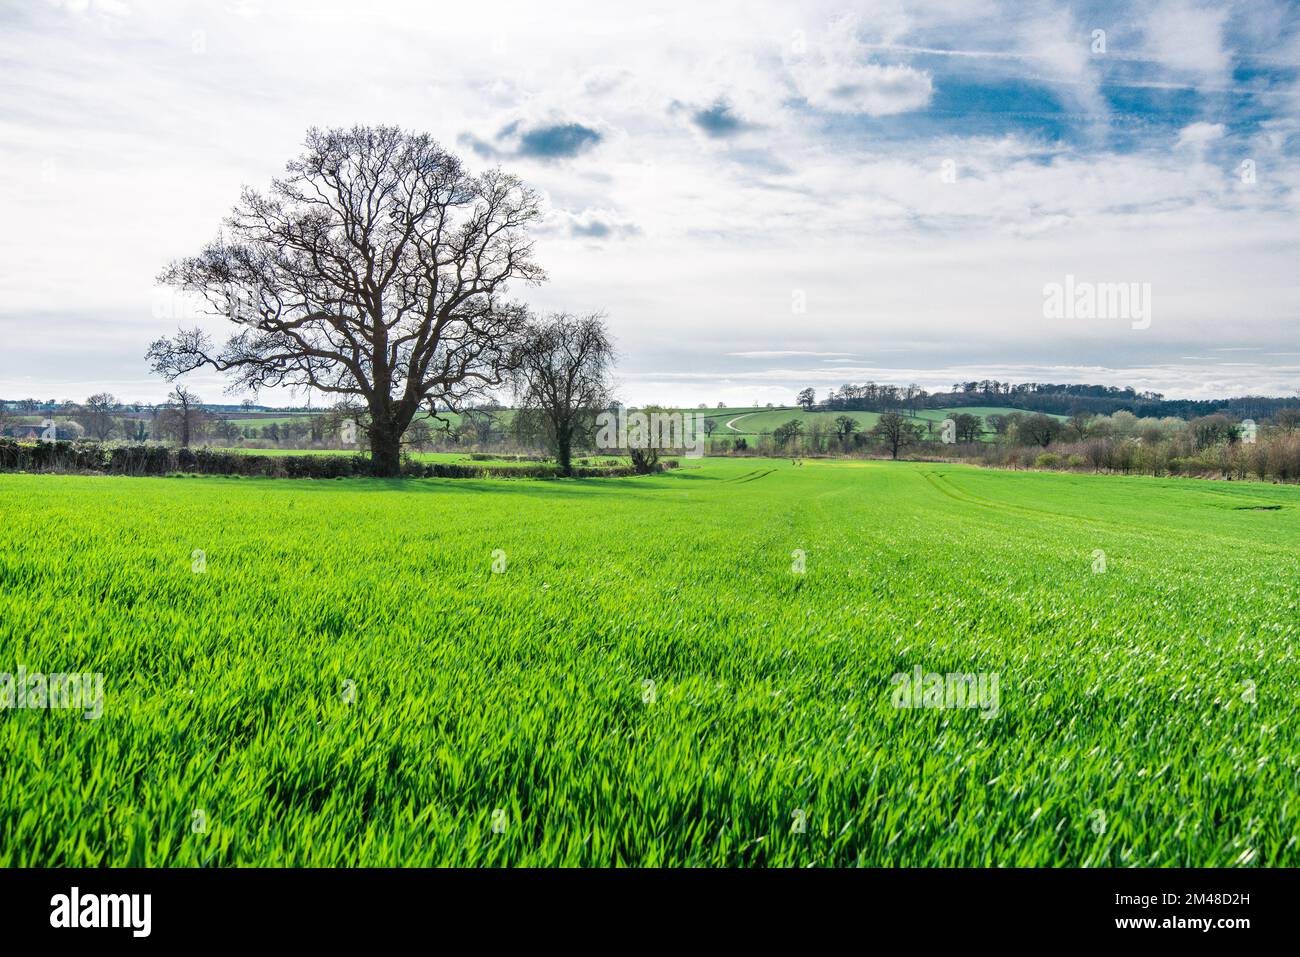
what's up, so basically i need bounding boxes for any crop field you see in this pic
[1,458,1295,866]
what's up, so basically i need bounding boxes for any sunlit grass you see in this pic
[0,458,1295,866]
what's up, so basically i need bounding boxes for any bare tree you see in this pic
[459,401,503,447]
[870,411,922,459]
[147,126,545,476]
[1275,407,1300,435]
[214,417,245,446]
[834,414,860,444]
[1017,413,1063,448]
[157,385,204,448]
[512,313,615,475]
[74,393,119,441]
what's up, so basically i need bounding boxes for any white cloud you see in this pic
[1141,0,1233,85]
[728,351,857,358]
[788,15,934,116]
[1176,121,1226,150]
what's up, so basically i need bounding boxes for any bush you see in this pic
[467,452,550,463]
[107,444,173,475]
[1034,452,1061,469]
[0,440,672,481]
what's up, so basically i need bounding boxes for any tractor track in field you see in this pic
[917,468,1291,553]
[919,468,1137,533]
[722,468,776,484]
[734,469,775,484]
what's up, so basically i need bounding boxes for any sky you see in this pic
[1,0,1298,407]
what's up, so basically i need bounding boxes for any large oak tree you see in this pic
[148,126,545,476]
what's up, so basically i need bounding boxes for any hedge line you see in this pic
[0,440,670,480]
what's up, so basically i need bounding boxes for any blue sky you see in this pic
[1,0,1298,406]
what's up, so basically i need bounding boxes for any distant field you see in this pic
[719,405,1062,440]
[1,458,1294,866]
[720,408,878,436]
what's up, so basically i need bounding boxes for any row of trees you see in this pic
[976,431,1300,482]
[800,381,1300,421]
[0,389,204,445]
[960,409,1300,482]
[752,404,1300,480]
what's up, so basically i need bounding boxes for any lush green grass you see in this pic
[0,459,1295,866]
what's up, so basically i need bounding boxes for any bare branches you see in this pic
[148,126,545,474]
[512,312,616,474]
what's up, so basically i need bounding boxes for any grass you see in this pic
[0,458,1295,866]
[718,405,1057,440]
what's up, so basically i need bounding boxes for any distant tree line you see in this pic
[810,379,1298,420]
[754,404,1300,483]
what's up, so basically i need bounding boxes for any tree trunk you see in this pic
[369,416,404,478]
[556,432,572,476]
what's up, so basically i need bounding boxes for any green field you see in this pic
[1,458,1295,866]
[721,407,880,436]
[719,405,1054,439]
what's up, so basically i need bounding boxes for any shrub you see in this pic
[0,441,677,481]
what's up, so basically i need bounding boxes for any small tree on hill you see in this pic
[773,418,804,450]
[871,412,922,459]
[952,412,982,444]
[834,414,860,445]
[1017,413,1062,448]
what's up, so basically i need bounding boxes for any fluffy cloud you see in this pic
[788,17,934,116]
[546,207,641,240]
[1175,121,1226,151]
[686,99,757,138]
[461,118,603,160]
[1141,0,1232,85]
